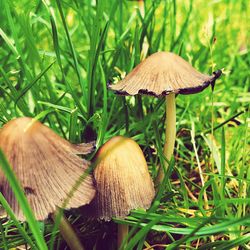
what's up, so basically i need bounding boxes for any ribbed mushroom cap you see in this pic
[109,51,221,97]
[0,117,96,221]
[93,136,155,221]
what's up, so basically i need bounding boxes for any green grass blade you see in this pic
[96,59,108,147]
[47,4,87,118]
[0,66,29,116]
[69,108,78,143]
[0,27,18,56]
[221,127,226,197]
[0,193,37,249]
[37,101,86,122]
[0,221,8,250]
[14,61,55,106]
[88,20,110,117]
[198,234,250,250]
[125,217,162,249]
[55,0,85,93]
[171,0,193,50]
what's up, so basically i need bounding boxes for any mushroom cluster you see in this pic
[0,51,222,249]
[0,118,155,249]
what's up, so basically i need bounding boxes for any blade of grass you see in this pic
[125,217,162,250]
[69,108,78,143]
[0,66,30,116]
[199,233,250,250]
[190,120,209,210]
[47,2,87,119]
[14,61,55,106]
[0,221,8,250]
[197,110,245,137]
[15,12,56,101]
[220,127,226,214]
[170,0,193,51]
[120,214,250,236]
[55,0,85,94]
[37,101,86,122]
[0,102,11,121]
[87,0,108,117]
[0,193,37,249]
[168,217,214,250]
[95,59,108,147]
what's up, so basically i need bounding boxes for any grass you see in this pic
[0,0,249,249]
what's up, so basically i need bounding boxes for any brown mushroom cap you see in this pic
[0,117,96,221]
[109,51,221,97]
[93,136,155,221]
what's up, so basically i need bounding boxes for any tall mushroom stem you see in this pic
[117,224,128,249]
[51,211,85,250]
[156,93,176,186]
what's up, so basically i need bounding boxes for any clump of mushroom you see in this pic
[109,52,222,186]
[92,136,155,248]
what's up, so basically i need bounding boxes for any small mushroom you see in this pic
[109,52,222,185]
[93,136,155,248]
[0,117,95,220]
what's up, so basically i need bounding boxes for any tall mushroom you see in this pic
[108,52,222,185]
[0,117,96,249]
[93,136,155,249]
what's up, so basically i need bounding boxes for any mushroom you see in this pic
[108,52,222,185]
[93,136,155,248]
[0,117,96,249]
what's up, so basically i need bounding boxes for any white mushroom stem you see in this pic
[117,224,128,249]
[156,93,176,186]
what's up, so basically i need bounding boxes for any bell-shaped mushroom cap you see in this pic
[109,51,221,97]
[93,136,155,221]
[0,117,96,221]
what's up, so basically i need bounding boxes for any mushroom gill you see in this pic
[109,51,221,96]
[0,117,96,221]
[93,136,155,221]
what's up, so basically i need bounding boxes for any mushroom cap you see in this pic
[93,136,155,221]
[0,117,96,221]
[109,51,221,97]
